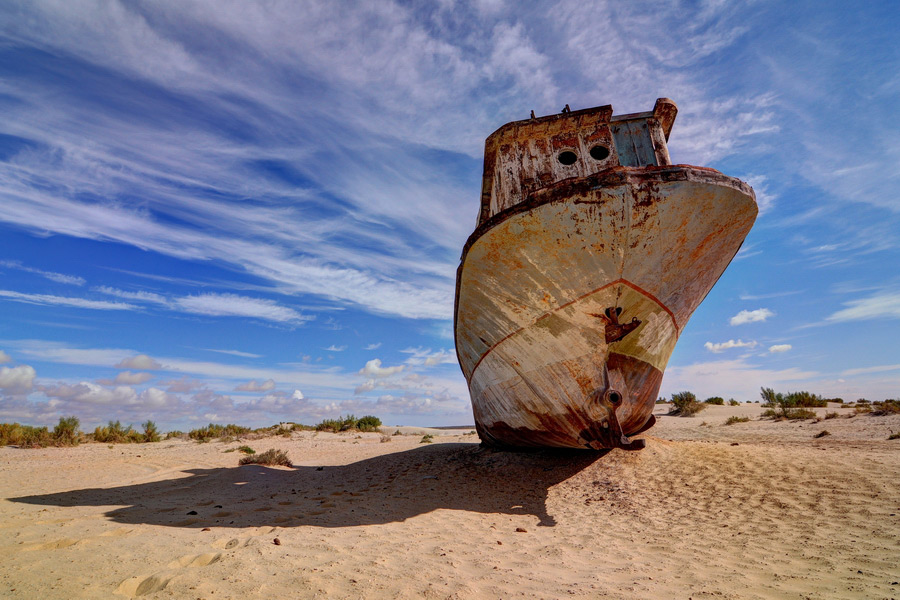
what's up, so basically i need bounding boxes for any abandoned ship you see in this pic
[454,98,757,450]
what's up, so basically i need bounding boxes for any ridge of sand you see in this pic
[2,406,898,599]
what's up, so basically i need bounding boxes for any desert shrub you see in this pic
[761,388,824,419]
[165,430,184,439]
[655,397,668,404]
[237,445,255,454]
[316,415,370,433]
[889,431,900,440]
[94,421,135,443]
[823,397,844,404]
[854,404,873,414]
[725,416,750,425]
[871,400,900,415]
[669,391,706,416]
[53,416,81,446]
[420,434,434,443]
[728,399,740,406]
[356,415,382,432]
[189,423,251,441]
[814,430,830,438]
[380,434,392,443]
[0,423,55,447]
[824,411,840,420]
[392,429,403,436]
[142,420,161,443]
[239,448,292,467]
[704,396,725,405]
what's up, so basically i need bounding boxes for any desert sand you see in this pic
[1,404,898,599]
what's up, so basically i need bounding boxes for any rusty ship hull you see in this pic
[454,99,757,450]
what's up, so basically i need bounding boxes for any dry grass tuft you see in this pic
[239,448,292,467]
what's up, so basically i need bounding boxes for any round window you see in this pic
[589,145,610,161]
[557,151,578,165]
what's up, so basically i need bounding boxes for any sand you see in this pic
[1,404,898,599]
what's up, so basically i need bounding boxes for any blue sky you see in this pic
[1,1,898,430]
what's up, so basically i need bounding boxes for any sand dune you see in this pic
[2,404,898,599]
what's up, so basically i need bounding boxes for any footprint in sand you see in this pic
[167,552,222,568]
[116,553,224,597]
[23,538,80,551]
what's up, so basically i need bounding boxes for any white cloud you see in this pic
[401,347,458,367]
[826,291,900,322]
[354,379,377,395]
[841,363,900,377]
[174,293,312,325]
[94,286,168,305]
[768,344,792,354]
[0,290,135,310]
[364,342,382,350]
[202,348,262,358]
[291,389,304,400]
[325,345,347,352]
[358,358,405,378]
[235,379,276,392]
[115,354,163,370]
[0,260,85,286]
[0,365,36,395]
[0,350,10,364]
[98,371,154,385]
[730,308,774,325]
[704,339,757,353]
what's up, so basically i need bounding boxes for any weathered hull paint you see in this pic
[455,165,757,450]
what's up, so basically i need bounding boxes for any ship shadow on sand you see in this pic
[11,443,609,528]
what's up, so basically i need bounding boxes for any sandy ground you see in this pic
[1,404,898,599]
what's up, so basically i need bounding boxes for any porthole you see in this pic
[557,150,578,165]
[589,145,610,161]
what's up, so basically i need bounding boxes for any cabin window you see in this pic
[589,145,610,161]
[557,151,577,165]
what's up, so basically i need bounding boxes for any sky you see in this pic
[1,0,899,431]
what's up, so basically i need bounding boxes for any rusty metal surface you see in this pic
[455,100,757,450]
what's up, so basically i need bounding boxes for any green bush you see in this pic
[704,396,725,405]
[51,416,80,446]
[94,421,140,443]
[142,420,161,443]
[761,388,825,419]
[727,399,740,406]
[239,448,292,467]
[356,415,382,432]
[871,400,900,415]
[189,423,251,441]
[814,430,830,438]
[669,391,706,416]
[824,411,840,420]
[315,415,374,433]
[420,434,434,443]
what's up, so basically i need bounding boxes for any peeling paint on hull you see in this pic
[455,164,757,450]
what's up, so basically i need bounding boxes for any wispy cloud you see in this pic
[234,379,276,392]
[826,291,900,322]
[324,345,347,352]
[0,290,135,310]
[401,347,458,367]
[0,260,85,286]
[174,293,312,325]
[0,350,10,364]
[730,308,774,325]
[202,348,263,358]
[768,344,792,354]
[841,363,900,377]
[364,342,382,351]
